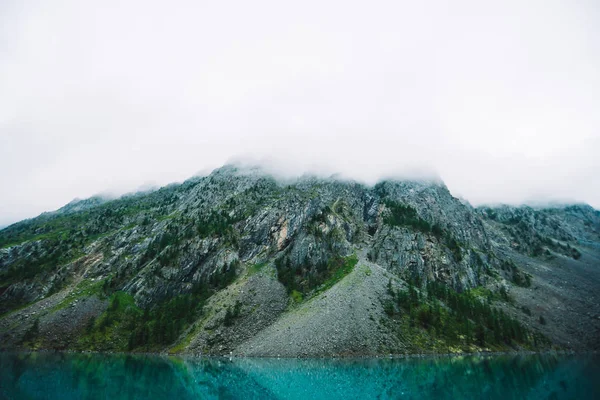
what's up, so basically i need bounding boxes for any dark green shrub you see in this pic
[382,200,432,233]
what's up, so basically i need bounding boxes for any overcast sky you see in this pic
[1,0,599,227]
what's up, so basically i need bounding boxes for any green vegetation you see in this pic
[248,262,268,276]
[223,301,242,327]
[484,208,497,220]
[77,263,238,352]
[137,210,244,270]
[0,180,201,306]
[382,200,462,262]
[50,278,107,313]
[126,270,237,350]
[78,291,142,351]
[0,241,84,286]
[78,288,202,352]
[382,200,437,234]
[533,236,581,260]
[0,185,186,250]
[384,279,549,351]
[495,212,583,261]
[290,290,304,303]
[195,210,243,240]
[21,318,40,346]
[501,260,532,287]
[275,254,358,299]
[317,254,359,293]
[445,235,463,262]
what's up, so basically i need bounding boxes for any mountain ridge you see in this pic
[1,164,598,356]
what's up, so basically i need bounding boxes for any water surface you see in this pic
[0,352,598,399]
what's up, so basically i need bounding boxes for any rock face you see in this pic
[0,164,599,355]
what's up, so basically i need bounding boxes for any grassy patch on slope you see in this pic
[50,278,107,313]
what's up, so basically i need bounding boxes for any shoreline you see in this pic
[2,348,597,361]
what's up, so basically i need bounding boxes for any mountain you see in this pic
[1,165,599,356]
[54,196,112,215]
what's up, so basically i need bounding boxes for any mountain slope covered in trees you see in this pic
[1,165,599,356]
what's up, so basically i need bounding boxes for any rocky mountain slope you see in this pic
[1,165,599,356]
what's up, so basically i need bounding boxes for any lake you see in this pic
[0,352,598,399]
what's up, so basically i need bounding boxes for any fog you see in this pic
[1,0,599,226]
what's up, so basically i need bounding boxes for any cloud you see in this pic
[0,0,599,226]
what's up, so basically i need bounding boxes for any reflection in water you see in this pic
[0,352,598,399]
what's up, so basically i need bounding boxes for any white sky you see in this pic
[1,0,599,226]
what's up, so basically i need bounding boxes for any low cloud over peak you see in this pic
[1,0,598,226]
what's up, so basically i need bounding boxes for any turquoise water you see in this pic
[0,352,598,399]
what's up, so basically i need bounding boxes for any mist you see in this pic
[1,0,599,226]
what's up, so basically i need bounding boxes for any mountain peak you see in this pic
[0,164,598,356]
